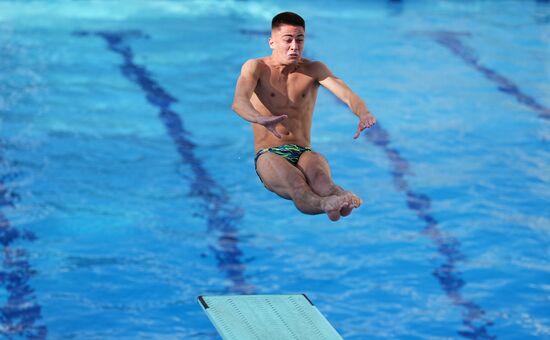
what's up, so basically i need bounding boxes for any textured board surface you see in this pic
[198,294,343,340]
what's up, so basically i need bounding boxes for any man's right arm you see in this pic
[231,59,287,138]
[231,59,264,123]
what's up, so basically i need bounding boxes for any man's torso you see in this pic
[250,57,321,152]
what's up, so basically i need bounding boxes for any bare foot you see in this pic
[339,191,362,217]
[340,205,353,217]
[321,195,349,221]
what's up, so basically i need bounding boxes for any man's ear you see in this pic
[268,36,274,49]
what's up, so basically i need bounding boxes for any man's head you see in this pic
[269,12,305,65]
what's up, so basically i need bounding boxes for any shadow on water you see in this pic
[74,30,254,295]
[0,147,47,338]
[415,31,550,120]
[365,124,496,339]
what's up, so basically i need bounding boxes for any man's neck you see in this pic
[268,56,299,74]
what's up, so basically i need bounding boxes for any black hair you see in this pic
[271,12,305,30]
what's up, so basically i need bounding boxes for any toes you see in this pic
[340,206,353,217]
[339,201,350,213]
[327,210,341,221]
[346,193,362,207]
[335,192,362,218]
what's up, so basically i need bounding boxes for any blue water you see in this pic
[1,0,549,339]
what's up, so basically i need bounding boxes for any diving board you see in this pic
[198,294,343,340]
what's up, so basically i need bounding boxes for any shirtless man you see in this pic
[232,12,377,221]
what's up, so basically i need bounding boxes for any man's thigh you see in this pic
[255,152,307,199]
[297,151,332,180]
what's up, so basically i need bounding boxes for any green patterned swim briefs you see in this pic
[254,144,312,181]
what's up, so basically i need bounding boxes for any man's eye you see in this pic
[297,40,304,43]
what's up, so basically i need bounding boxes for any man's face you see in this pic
[269,25,305,65]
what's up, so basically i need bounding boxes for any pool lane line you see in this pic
[364,124,496,339]
[73,30,254,294]
[0,149,47,338]
[425,31,550,120]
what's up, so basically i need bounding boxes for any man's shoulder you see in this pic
[240,57,269,75]
[242,57,269,67]
[300,59,326,70]
[299,59,330,79]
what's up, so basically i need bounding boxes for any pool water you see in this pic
[1,0,549,339]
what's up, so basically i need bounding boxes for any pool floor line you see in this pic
[364,124,496,339]
[0,151,47,338]
[74,30,254,294]
[427,30,550,120]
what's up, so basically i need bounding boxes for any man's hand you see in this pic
[353,112,377,139]
[257,114,288,139]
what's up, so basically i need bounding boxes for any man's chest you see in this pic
[255,72,318,109]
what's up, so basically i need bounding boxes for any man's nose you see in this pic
[290,40,297,49]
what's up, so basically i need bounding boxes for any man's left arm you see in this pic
[316,62,377,139]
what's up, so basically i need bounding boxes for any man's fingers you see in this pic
[353,125,362,139]
[257,115,286,126]
[368,117,377,127]
[270,115,288,123]
[353,116,376,139]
